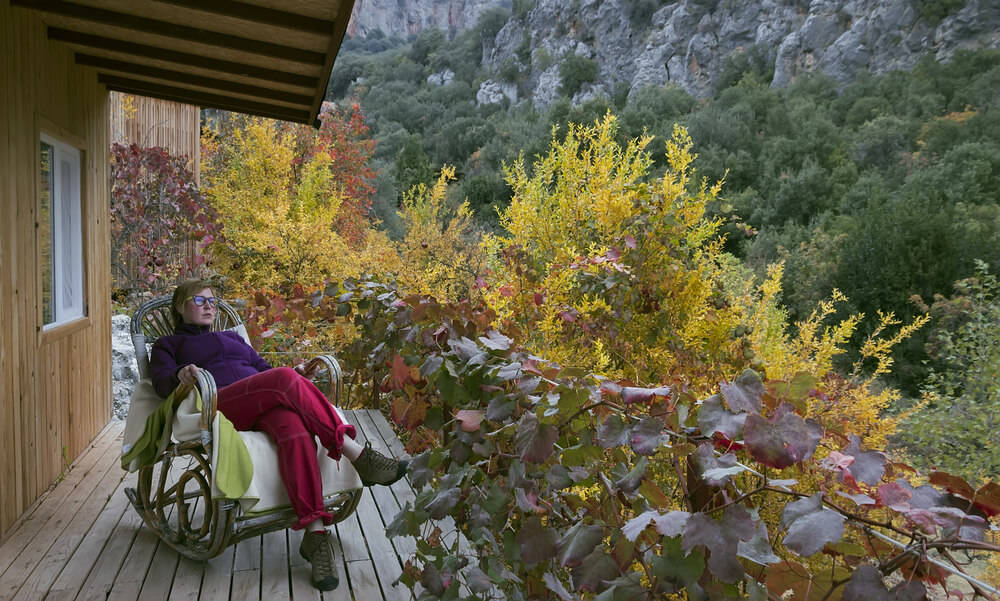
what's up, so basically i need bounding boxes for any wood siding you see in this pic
[1,1,112,541]
[109,91,200,183]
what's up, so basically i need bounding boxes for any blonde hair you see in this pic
[170,278,216,327]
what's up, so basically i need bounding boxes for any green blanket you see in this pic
[120,388,254,500]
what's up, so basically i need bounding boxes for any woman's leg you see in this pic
[217,367,356,459]
[252,406,333,530]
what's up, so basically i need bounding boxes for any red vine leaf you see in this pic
[781,493,846,557]
[515,412,558,463]
[744,404,821,469]
[719,368,764,413]
[929,471,976,500]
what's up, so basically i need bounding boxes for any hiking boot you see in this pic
[353,442,408,487]
[299,530,339,591]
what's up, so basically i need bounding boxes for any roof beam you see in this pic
[310,0,355,127]
[75,54,314,105]
[98,74,311,123]
[154,0,335,35]
[48,28,319,88]
[16,0,325,64]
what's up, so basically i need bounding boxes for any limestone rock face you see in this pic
[111,314,139,421]
[477,79,518,105]
[428,69,456,86]
[468,0,1000,104]
[347,0,512,38]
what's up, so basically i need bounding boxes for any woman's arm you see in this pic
[248,344,272,373]
[150,338,183,398]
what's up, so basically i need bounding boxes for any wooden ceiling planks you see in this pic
[12,0,354,124]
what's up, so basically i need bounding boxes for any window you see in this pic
[39,133,85,328]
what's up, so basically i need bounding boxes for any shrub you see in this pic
[559,54,598,98]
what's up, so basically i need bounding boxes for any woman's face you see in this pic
[180,287,216,326]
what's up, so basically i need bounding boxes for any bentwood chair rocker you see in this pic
[122,295,362,560]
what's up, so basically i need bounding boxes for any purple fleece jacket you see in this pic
[149,323,272,398]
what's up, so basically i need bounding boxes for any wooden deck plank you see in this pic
[9,451,129,601]
[342,560,381,601]
[0,423,121,579]
[166,556,204,601]
[259,530,290,601]
[0,425,125,601]
[229,569,259,601]
[102,524,159,601]
[71,504,143,601]
[196,544,234,601]
[44,470,136,601]
[230,536,261,600]
[136,540,180,601]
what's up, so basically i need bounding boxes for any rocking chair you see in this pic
[122,295,362,560]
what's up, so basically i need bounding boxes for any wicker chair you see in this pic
[123,295,362,560]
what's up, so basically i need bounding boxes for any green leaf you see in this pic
[424,406,444,431]
[572,545,620,592]
[486,396,515,421]
[515,412,558,463]
[426,487,462,520]
[638,479,671,508]
[653,536,704,587]
[614,456,647,493]
[557,522,604,567]
[594,574,643,601]
[543,572,573,601]
[408,451,434,489]
[546,464,574,489]
[385,501,420,537]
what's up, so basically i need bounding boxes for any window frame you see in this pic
[37,122,89,337]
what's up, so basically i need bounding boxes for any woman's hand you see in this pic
[177,364,200,387]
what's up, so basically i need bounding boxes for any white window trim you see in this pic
[40,132,85,330]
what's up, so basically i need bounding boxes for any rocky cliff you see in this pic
[347,0,512,38]
[346,0,1000,107]
[488,0,999,106]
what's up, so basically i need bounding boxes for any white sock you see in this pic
[341,436,364,462]
[306,519,325,533]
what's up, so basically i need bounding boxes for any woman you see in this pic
[150,279,407,591]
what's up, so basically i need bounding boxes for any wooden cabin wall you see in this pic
[0,1,112,540]
[109,91,201,183]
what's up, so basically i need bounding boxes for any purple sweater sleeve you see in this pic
[244,338,272,373]
[150,337,182,399]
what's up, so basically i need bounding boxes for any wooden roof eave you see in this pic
[13,0,355,125]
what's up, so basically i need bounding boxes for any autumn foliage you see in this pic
[110,143,218,295]
[203,115,997,600]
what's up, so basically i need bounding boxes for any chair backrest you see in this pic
[130,295,244,379]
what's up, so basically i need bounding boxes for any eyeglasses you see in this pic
[185,295,218,307]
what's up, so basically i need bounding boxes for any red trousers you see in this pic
[216,367,357,530]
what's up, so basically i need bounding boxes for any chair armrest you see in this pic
[171,368,219,452]
[299,355,344,406]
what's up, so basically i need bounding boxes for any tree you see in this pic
[110,143,218,297]
[898,262,1000,482]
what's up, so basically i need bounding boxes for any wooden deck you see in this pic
[0,410,418,601]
